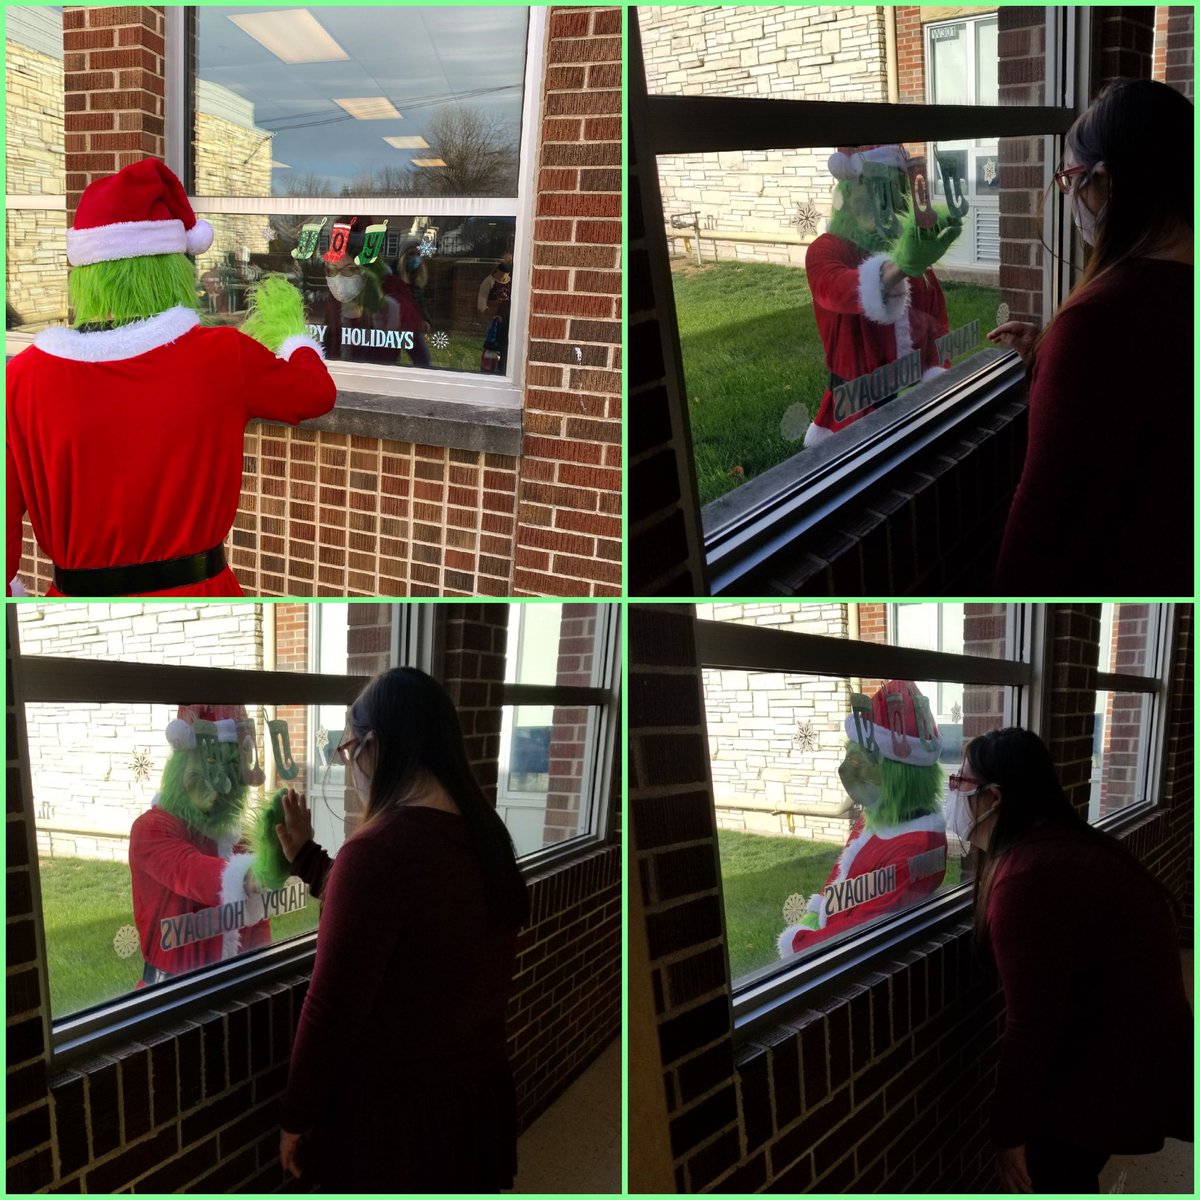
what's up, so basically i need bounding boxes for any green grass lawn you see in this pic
[719,828,963,982]
[672,260,1001,505]
[39,856,319,1020]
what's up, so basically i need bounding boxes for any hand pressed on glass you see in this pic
[274,788,314,864]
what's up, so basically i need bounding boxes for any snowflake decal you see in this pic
[779,402,810,443]
[793,720,818,753]
[431,331,450,350]
[131,749,153,784]
[791,199,822,238]
[782,893,809,924]
[982,157,998,186]
[996,302,1010,327]
[419,229,438,257]
[113,924,140,959]
[316,726,329,751]
[951,701,963,724]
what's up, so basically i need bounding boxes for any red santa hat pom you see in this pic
[67,158,214,267]
[845,679,943,767]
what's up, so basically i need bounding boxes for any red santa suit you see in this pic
[6,313,335,596]
[129,802,271,979]
[780,812,947,954]
[803,231,950,445]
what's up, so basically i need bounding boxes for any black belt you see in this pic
[142,962,174,986]
[53,544,227,596]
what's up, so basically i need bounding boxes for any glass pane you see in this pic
[1090,690,1152,820]
[706,669,1008,988]
[6,208,70,335]
[662,132,1036,508]
[194,209,516,374]
[496,704,603,855]
[5,5,65,197]
[505,602,609,688]
[696,602,1022,662]
[1098,603,1161,678]
[27,699,346,1020]
[194,6,528,199]
[639,6,1028,106]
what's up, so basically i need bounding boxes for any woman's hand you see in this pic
[995,1144,1033,1193]
[280,1129,306,1179]
[987,320,1039,364]
[274,788,314,864]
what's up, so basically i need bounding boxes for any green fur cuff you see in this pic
[240,275,308,353]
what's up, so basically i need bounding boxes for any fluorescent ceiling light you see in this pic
[271,161,291,169]
[383,135,431,150]
[334,97,402,121]
[228,10,348,65]
[411,158,447,168]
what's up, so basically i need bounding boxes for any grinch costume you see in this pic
[129,704,291,983]
[6,158,336,597]
[780,680,948,956]
[804,145,963,446]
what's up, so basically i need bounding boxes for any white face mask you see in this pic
[1070,166,1108,247]
[328,272,365,302]
[945,783,999,847]
[350,734,373,799]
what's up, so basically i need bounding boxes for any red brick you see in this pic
[559,464,622,492]
[65,112,115,132]
[573,268,622,294]
[549,36,621,64]
[587,63,622,91]
[549,10,591,39]
[537,192,621,218]
[535,218,575,243]
[551,554,622,585]
[593,9,621,35]
[532,291,614,318]
[545,66,586,90]
[524,435,605,466]
[542,116,582,143]
[556,509,623,540]
[529,315,569,340]
[538,168,578,192]
[583,116,622,142]
[544,89,622,117]
[576,219,623,244]
[65,29,115,50]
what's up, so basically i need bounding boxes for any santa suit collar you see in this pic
[33,306,200,363]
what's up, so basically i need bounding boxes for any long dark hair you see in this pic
[1029,79,1193,372]
[968,727,1178,951]
[349,667,529,929]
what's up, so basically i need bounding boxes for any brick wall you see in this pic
[894,6,925,102]
[1095,6,1156,85]
[628,602,1192,1192]
[1154,5,1171,80]
[1165,5,1195,99]
[514,6,623,597]
[5,602,621,1191]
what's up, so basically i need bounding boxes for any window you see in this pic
[636,6,1082,592]
[5,5,68,335]
[178,4,536,402]
[13,602,419,1029]
[496,603,622,861]
[694,602,1036,1014]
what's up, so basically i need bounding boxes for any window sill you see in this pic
[701,349,1026,594]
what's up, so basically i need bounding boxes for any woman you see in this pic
[989,79,1192,594]
[275,667,529,1192]
[947,728,1191,1193]
[382,243,434,368]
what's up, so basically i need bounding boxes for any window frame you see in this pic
[637,6,1091,595]
[162,5,547,412]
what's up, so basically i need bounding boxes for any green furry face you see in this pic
[156,744,250,842]
[827,172,911,254]
[841,739,946,831]
[69,253,201,327]
[839,740,883,809]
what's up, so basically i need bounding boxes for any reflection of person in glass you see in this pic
[779,681,947,955]
[992,80,1193,595]
[382,241,433,367]
[129,705,275,985]
[946,728,1191,1195]
[478,253,513,373]
[803,145,963,445]
[5,159,334,597]
[321,222,407,365]
[276,668,528,1192]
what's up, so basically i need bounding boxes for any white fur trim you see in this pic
[185,218,213,255]
[921,365,948,382]
[34,306,200,363]
[893,305,913,358]
[213,719,239,744]
[165,718,196,751]
[220,853,265,960]
[803,419,837,447]
[857,253,909,325]
[277,334,325,362]
[828,151,858,181]
[778,925,804,958]
[9,576,27,597]
[845,713,942,765]
[67,218,190,266]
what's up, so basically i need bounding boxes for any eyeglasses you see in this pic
[1053,164,1089,195]
[336,735,362,766]
[947,773,983,792]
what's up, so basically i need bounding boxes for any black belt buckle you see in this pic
[53,544,227,597]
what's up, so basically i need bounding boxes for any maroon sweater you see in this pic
[995,258,1192,595]
[279,807,517,1137]
[987,826,1192,1153]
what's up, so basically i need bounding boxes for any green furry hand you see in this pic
[240,274,308,352]
[798,910,820,931]
[249,787,292,892]
[891,208,964,278]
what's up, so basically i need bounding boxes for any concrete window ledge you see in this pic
[270,388,524,456]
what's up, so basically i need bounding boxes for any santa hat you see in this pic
[828,144,910,182]
[165,704,265,786]
[67,158,213,266]
[845,680,942,767]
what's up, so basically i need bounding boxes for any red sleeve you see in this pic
[279,830,403,1133]
[987,860,1074,1148]
[233,330,337,425]
[806,235,869,316]
[130,812,228,907]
